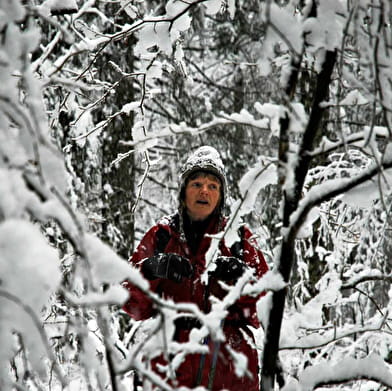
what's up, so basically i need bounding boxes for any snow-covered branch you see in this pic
[2,0,392,389]
[342,271,392,290]
[204,159,276,271]
[284,354,392,391]
[289,154,392,240]
[123,110,270,152]
[0,289,66,387]
[280,314,388,351]
[308,126,390,157]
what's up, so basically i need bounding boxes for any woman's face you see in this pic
[185,173,221,221]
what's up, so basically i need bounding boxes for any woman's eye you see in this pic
[209,184,218,190]
[192,182,201,188]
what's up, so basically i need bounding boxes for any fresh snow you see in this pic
[2,0,392,390]
[282,354,392,391]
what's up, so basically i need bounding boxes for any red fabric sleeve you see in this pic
[122,225,161,321]
[232,226,269,328]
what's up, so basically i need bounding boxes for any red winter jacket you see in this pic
[123,213,268,391]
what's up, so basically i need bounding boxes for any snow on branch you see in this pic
[308,126,390,157]
[342,270,392,290]
[40,0,78,15]
[280,312,388,351]
[283,354,392,391]
[45,0,211,77]
[124,110,270,153]
[21,172,84,254]
[116,291,208,388]
[203,159,276,279]
[117,270,263,387]
[224,160,277,246]
[63,286,129,307]
[242,270,287,297]
[289,154,392,240]
[0,289,66,387]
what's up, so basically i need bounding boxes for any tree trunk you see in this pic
[260,49,337,390]
[96,34,137,259]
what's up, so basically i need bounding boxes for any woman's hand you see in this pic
[141,253,193,283]
[209,256,246,282]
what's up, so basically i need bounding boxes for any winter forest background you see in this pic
[1,0,392,390]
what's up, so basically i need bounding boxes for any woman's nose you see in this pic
[200,184,208,194]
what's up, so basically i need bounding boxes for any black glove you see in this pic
[230,240,243,258]
[210,256,246,282]
[141,253,193,283]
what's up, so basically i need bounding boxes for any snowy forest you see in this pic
[1,0,392,390]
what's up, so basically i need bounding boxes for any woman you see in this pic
[123,146,268,390]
